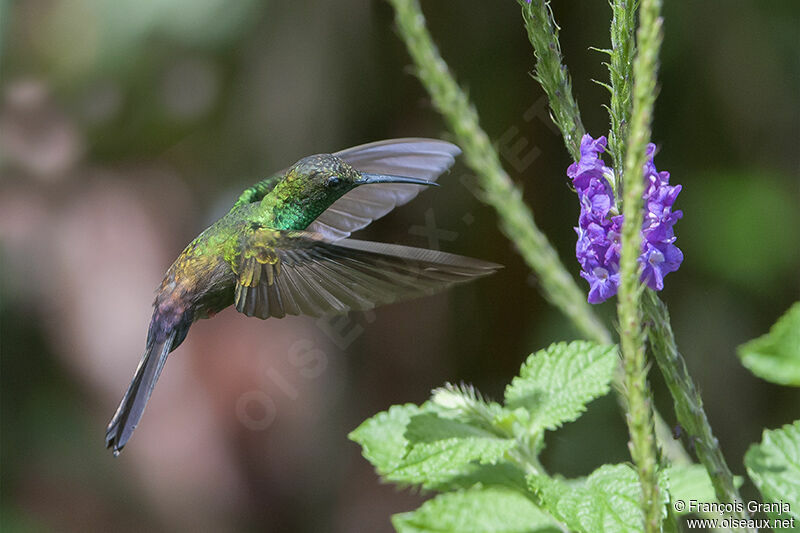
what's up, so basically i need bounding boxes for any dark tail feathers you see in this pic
[105,330,177,455]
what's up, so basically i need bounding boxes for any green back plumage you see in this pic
[233,173,282,208]
[169,154,359,280]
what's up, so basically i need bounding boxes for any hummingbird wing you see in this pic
[232,229,499,319]
[307,138,462,240]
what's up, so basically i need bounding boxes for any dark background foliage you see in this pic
[1,1,798,531]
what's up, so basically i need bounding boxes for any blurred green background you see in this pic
[1,1,798,531]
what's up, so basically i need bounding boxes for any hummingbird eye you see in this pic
[325,176,341,188]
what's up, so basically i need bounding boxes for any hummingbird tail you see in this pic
[105,329,178,455]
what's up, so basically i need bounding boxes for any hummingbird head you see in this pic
[290,153,438,193]
[288,154,363,198]
[275,154,439,228]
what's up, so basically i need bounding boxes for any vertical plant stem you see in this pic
[387,0,611,346]
[516,0,692,470]
[609,0,751,528]
[607,0,636,193]
[644,291,753,529]
[391,0,694,476]
[617,0,663,530]
[517,0,585,161]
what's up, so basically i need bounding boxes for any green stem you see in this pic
[644,291,753,530]
[389,0,695,476]
[387,0,610,346]
[515,1,745,527]
[515,0,693,472]
[617,0,664,530]
[608,0,750,528]
[517,0,585,161]
[607,0,636,194]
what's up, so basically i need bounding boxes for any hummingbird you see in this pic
[105,138,500,455]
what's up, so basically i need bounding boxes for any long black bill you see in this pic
[105,330,177,455]
[358,173,439,187]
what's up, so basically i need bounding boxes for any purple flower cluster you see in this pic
[569,134,683,304]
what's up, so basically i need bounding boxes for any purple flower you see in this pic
[640,241,683,291]
[571,134,683,303]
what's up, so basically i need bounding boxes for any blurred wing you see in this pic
[307,138,462,240]
[233,229,499,319]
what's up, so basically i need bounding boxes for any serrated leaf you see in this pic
[350,404,526,492]
[528,464,667,533]
[737,302,800,386]
[505,341,618,432]
[745,420,800,521]
[660,465,717,516]
[392,488,560,533]
[349,403,425,475]
[389,413,516,487]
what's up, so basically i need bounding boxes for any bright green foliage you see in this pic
[351,340,736,531]
[738,302,800,386]
[349,403,524,492]
[351,341,624,529]
[504,341,618,433]
[528,464,667,533]
[392,488,559,533]
[349,403,427,476]
[390,414,517,487]
[660,465,719,516]
[528,464,718,530]
[745,420,800,521]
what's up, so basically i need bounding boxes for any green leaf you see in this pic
[660,465,717,516]
[431,383,510,434]
[528,464,666,533]
[350,404,527,492]
[348,403,425,475]
[738,302,800,386]
[436,463,529,493]
[392,488,560,533]
[504,341,618,432]
[431,383,488,412]
[390,413,516,487]
[660,465,744,516]
[745,420,800,521]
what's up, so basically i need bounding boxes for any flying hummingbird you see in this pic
[105,138,500,455]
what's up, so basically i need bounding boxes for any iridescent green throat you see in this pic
[258,177,349,231]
